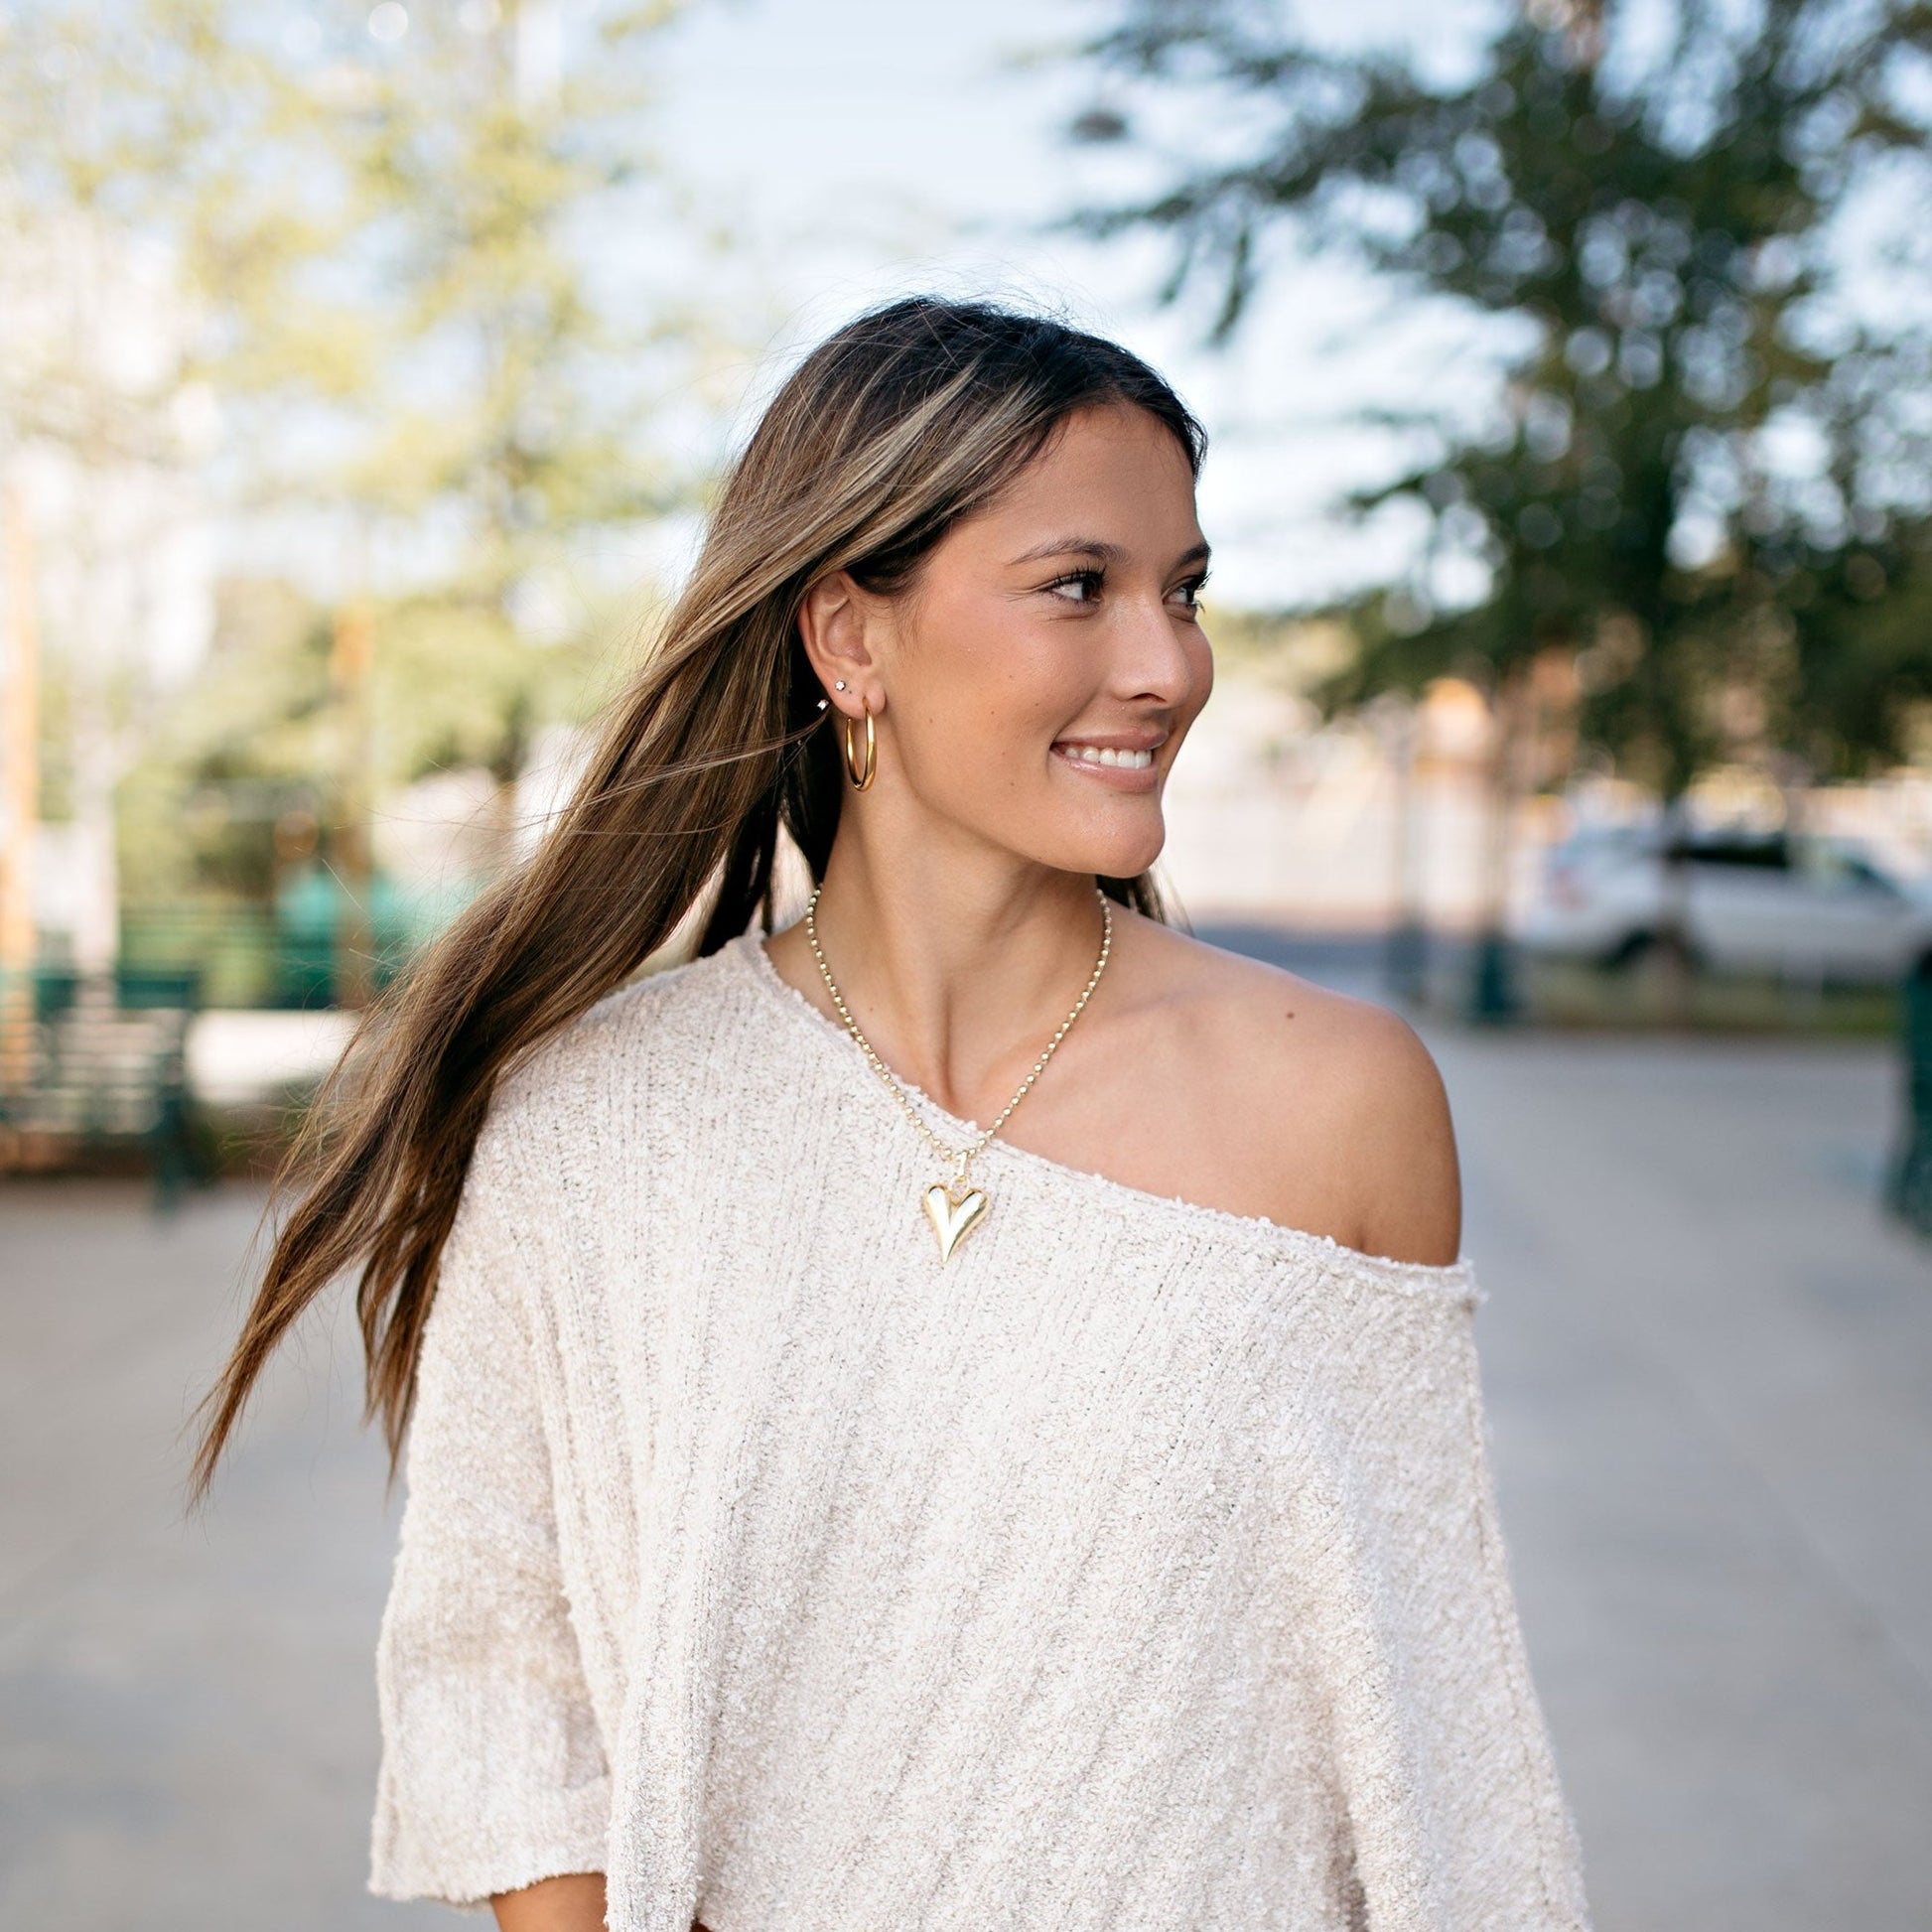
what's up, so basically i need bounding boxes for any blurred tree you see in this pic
[313,0,703,871]
[1075,0,1932,784]
[0,0,343,968]
[1072,0,1932,1002]
[117,576,334,910]
[3,0,721,993]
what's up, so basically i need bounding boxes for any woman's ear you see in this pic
[797,569,885,717]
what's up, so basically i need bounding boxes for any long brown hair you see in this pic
[185,296,1207,1507]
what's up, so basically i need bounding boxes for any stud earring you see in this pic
[834,679,847,691]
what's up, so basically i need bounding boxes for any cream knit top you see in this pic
[368,930,1594,1931]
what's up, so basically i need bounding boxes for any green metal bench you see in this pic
[0,967,210,1206]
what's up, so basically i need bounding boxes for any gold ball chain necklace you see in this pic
[803,882,1114,1263]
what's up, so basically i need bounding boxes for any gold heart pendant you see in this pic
[922,1181,989,1263]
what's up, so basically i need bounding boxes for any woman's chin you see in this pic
[1035,823,1167,884]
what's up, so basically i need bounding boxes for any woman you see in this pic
[190,297,1593,1932]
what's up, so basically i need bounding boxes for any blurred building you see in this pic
[1158,665,1932,931]
[0,199,216,973]
[1159,668,1541,928]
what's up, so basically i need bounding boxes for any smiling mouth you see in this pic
[1055,744,1155,770]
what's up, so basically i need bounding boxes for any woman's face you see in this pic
[817,401,1213,884]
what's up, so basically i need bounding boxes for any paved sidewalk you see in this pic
[3,1022,1929,1930]
[0,1183,447,1932]
[1431,1027,1932,1932]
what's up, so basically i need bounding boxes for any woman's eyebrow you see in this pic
[1006,536,1126,567]
[1006,536,1214,570]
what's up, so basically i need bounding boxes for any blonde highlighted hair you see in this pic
[186,295,1206,1505]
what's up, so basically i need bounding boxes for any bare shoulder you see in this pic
[1115,915,1462,1267]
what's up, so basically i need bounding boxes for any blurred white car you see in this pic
[1515,824,1932,986]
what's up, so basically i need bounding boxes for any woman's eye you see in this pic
[1045,570,1103,604]
[1171,576,1208,612]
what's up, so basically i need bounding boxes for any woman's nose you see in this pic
[1110,594,1200,704]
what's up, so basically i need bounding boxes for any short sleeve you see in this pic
[367,1155,612,1908]
[1303,1286,1594,1931]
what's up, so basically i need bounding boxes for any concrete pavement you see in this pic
[1432,1027,1932,1932]
[0,1184,447,1932]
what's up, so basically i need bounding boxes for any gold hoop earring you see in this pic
[841,698,877,791]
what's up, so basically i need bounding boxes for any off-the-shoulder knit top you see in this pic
[368,930,1594,1932]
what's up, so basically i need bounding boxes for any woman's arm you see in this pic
[491,1870,608,1931]
[492,1880,712,1932]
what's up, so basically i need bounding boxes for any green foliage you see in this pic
[117,578,332,905]
[321,1,695,616]
[4,0,375,424]
[6,0,713,834]
[1074,0,1932,794]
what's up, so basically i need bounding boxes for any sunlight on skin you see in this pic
[766,400,1463,1268]
[797,397,1214,895]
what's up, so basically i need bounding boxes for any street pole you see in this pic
[1377,691,1430,1010]
[330,601,376,1010]
[1,479,40,1093]
[1469,663,1525,1025]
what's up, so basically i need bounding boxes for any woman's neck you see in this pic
[767,826,1113,1127]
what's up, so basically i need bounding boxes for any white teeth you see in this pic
[1062,744,1153,769]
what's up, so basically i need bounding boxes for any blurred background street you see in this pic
[6,0,1932,1924]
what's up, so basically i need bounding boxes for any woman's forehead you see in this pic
[959,409,1204,556]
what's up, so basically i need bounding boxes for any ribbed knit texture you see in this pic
[368,930,1593,1931]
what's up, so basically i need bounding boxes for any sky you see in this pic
[638,0,1508,611]
[168,0,1932,631]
